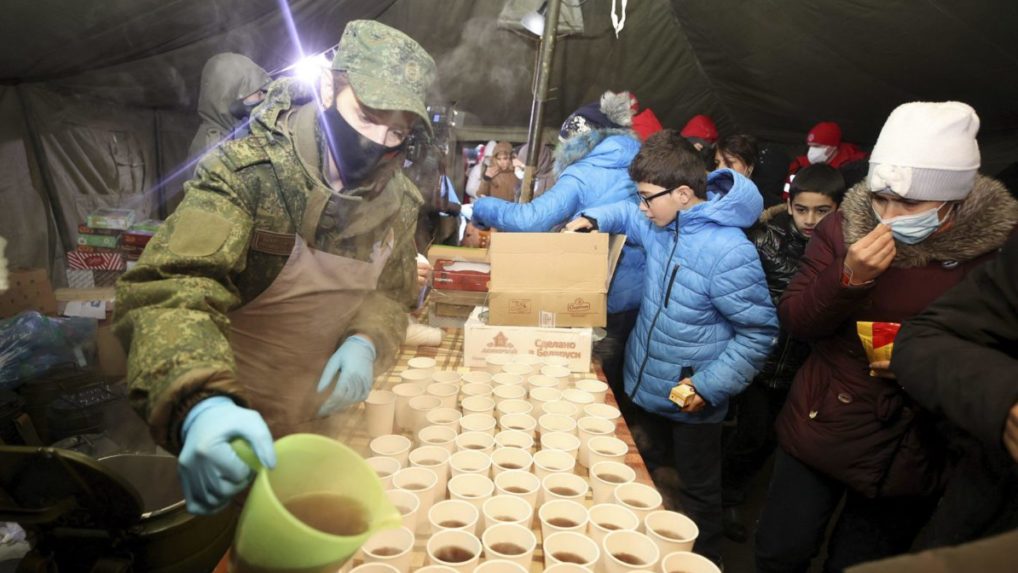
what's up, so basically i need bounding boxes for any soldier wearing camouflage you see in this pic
[114,20,437,455]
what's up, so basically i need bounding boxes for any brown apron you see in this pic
[228,226,393,437]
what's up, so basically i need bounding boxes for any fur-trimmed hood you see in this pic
[553,127,637,175]
[841,175,1018,267]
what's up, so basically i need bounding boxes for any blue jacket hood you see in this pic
[680,169,763,233]
[554,128,637,175]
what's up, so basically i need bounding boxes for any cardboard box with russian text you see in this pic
[464,306,592,372]
[486,232,624,328]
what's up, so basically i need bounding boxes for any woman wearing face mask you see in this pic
[787,121,869,190]
[754,101,1018,572]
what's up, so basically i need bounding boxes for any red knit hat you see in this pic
[631,108,663,141]
[680,114,719,144]
[806,121,842,147]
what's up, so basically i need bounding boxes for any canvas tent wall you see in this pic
[2,0,1017,283]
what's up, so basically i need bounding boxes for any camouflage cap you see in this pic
[332,20,437,131]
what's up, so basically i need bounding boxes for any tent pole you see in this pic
[519,0,563,204]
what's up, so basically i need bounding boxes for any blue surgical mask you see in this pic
[874,203,945,245]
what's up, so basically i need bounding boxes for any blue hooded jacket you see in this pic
[582,170,779,423]
[470,131,644,313]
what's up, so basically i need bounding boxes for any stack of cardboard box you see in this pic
[426,245,490,327]
[66,209,161,288]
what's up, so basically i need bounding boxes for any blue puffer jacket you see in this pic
[471,130,644,313]
[582,169,779,423]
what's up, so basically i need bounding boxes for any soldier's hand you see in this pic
[844,224,896,285]
[316,335,376,416]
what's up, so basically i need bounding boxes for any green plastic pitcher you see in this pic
[229,433,401,573]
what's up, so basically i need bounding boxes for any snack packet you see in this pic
[857,321,901,366]
[669,384,696,408]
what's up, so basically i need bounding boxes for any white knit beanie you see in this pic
[867,101,980,201]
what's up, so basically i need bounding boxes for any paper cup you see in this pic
[427,407,463,432]
[418,424,458,453]
[365,455,401,489]
[410,445,451,500]
[578,416,616,467]
[472,559,528,573]
[460,413,497,436]
[461,383,494,402]
[366,390,396,438]
[493,384,527,406]
[540,431,581,460]
[416,567,459,573]
[543,531,600,569]
[454,430,496,455]
[511,354,543,367]
[427,529,482,573]
[409,395,442,434]
[431,370,463,385]
[427,383,460,409]
[590,461,637,505]
[490,447,533,476]
[481,522,536,568]
[493,470,542,508]
[540,365,572,389]
[527,374,560,392]
[539,413,577,437]
[543,565,590,573]
[485,355,514,374]
[461,371,493,385]
[370,434,412,467]
[482,494,534,530]
[393,466,439,525]
[494,429,535,452]
[407,356,437,374]
[384,488,420,533]
[429,499,480,534]
[562,388,595,409]
[392,383,425,432]
[542,355,571,369]
[588,436,629,467]
[350,563,400,573]
[613,483,664,526]
[659,551,720,573]
[492,372,524,387]
[449,449,492,477]
[532,448,576,480]
[575,379,609,403]
[588,503,640,546]
[645,510,699,556]
[529,387,563,411]
[584,402,622,422]
[496,399,533,418]
[448,473,495,510]
[538,498,589,539]
[461,397,496,418]
[361,526,415,573]
[501,363,533,378]
[542,399,579,419]
[541,472,589,504]
[498,413,537,438]
[399,368,432,385]
[601,530,660,573]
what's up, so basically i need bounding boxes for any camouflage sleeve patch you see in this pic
[168,210,232,257]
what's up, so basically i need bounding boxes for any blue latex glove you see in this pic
[316,335,376,416]
[178,396,276,515]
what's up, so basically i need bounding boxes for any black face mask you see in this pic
[228,97,258,120]
[321,105,404,189]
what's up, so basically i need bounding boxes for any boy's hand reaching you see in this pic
[678,379,705,413]
[564,216,597,233]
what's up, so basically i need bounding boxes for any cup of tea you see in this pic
[589,461,637,505]
[449,449,492,477]
[485,354,514,374]
[540,431,581,461]
[562,388,595,410]
[410,445,451,501]
[542,531,600,569]
[541,472,589,504]
[498,413,537,438]
[577,416,616,468]
[454,431,495,456]
[399,368,432,385]
[418,425,458,454]
[540,365,572,389]
[416,567,459,573]
[426,408,463,432]
[587,503,640,546]
[448,473,495,510]
[601,529,661,573]
[542,400,579,419]
[496,399,534,418]
[392,467,439,525]
[431,370,462,385]
[361,526,416,573]
[472,559,528,573]
[501,362,533,378]
[426,529,482,573]
[575,379,608,403]
[532,448,576,480]
[527,374,559,393]
[230,434,402,573]
[494,429,534,452]
[583,402,621,422]
[542,564,590,573]
[660,550,721,573]
[481,494,534,530]
[481,522,537,568]
[539,413,578,437]
[407,356,437,374]
[461,383,494,402]
[538,498,589,540]
[350,563,400,573]
[493,470,541,508]
[644,510,699,555]
[428,499,480,535]
[612,482,664,527]
[427,382,459,409]
[587,436,628,467]
[460,413,497,435]
[461,397,496,419]
[490,447,533,476]
[383,489,420,533]
[529,387,563,411]
[492,372,525,387]
[365,456,401,490]
[369,434,412,467]
[461,371,493,385]
[493,384,527,406]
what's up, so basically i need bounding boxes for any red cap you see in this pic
[807,121,842,147]
[632,108,663,141]
[680,114,719,144]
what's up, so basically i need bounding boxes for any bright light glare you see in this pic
[293,54,328,84]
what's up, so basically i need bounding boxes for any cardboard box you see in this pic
[486,233,625,328]
[0,268,58,318]
[432,259,489,292]
[86,208,136,231]
[463,306,592,372]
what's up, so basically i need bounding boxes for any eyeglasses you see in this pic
[636,186,677,207]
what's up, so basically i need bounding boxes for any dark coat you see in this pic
[749,205,811,390]
[775,176,1018,498]
[891,232,1018,547]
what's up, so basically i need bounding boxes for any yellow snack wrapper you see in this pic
[669,384,696,408]
[856,321,901,365]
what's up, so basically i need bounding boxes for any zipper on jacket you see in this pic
[630,218,680,400]
[663,265,680,308]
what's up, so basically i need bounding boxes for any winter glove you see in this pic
[178,396,276,515]
[316,335,376,416]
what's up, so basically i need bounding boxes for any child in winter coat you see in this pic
[566,129,778,564]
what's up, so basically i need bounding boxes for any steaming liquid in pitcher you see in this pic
[231,493,370,573]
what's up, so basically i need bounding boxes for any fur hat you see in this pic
[680,114,719,146]
[867,101,980,201]
[807,122,842,147]
[559,90,634,141]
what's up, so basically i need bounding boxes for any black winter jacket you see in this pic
[892,231,1018,548]
[748,206,811,390]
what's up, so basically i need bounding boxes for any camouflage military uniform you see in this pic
[115,21,436,452]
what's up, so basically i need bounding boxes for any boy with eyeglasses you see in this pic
[566,129,777,565]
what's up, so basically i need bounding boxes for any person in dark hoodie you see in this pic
[470,90,645,417]
[755,101,1018,572]
[721,164,845,542]
[187,53,271,162]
